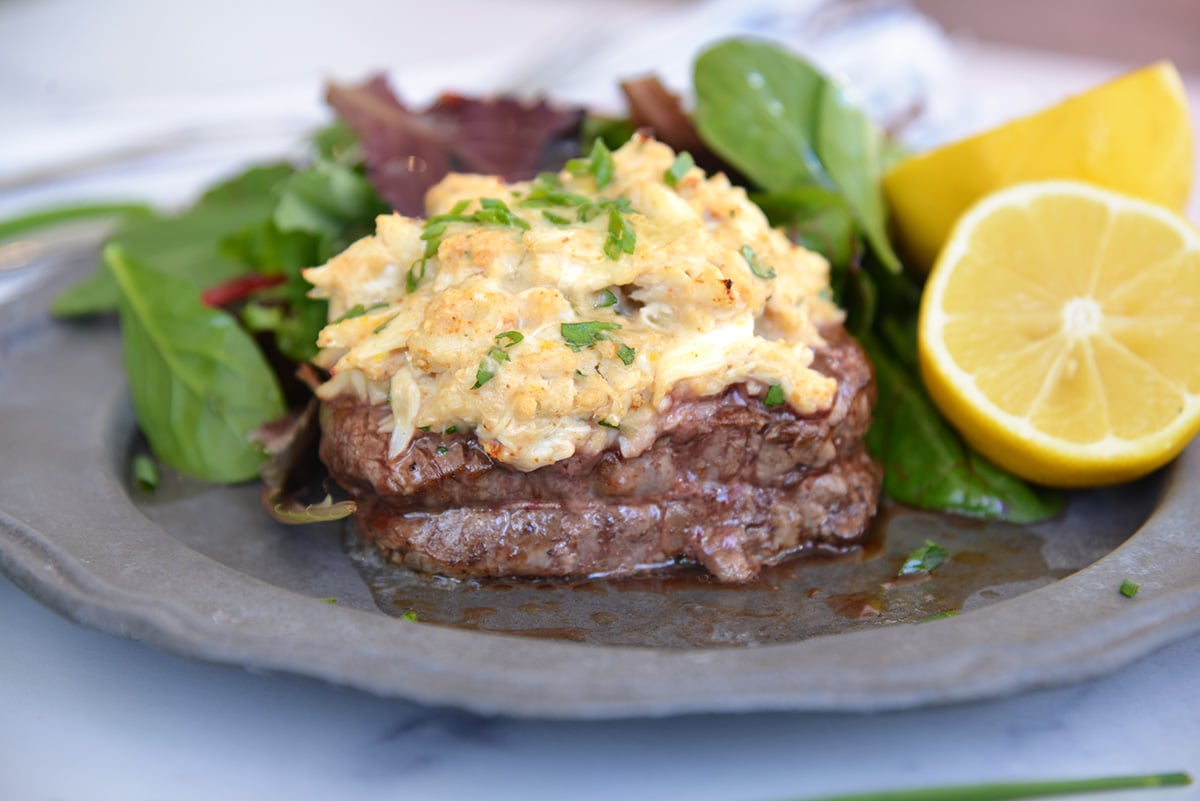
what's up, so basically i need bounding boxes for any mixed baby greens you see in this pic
[39,38,1062,522]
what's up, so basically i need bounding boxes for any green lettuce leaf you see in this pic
[109,244,285,483]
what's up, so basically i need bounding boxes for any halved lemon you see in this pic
[885,61,1194,274]
[918,180,1200,488]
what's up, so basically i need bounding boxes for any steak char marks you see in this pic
[320,325,881,583]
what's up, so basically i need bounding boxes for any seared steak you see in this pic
[320,325,881,582]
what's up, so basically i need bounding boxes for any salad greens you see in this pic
[691,39,1062,522]
[49,136,387,482]
[30,37,1064,523]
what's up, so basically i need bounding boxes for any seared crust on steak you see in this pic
[320,325,881,582]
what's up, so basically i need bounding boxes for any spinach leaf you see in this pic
[692,39,901,273]
[751,185,858,275]
[862,324,1063,523]
[53,165,292,317]
[108,244,285,483]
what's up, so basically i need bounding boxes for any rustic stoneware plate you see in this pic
[2,235,1199,719]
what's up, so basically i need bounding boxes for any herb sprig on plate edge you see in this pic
[7,37,1064,524]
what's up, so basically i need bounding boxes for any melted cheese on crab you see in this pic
[304,135,843,471]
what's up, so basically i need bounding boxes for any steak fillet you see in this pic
[320,324,881,583]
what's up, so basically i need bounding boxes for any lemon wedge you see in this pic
[885,61,1194,273]
[918,180,1200,487]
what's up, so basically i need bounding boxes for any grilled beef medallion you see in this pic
[303,135,881,583]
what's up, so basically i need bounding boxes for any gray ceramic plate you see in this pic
[2,235,1200,719]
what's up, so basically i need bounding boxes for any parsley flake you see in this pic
[594,288,618,308]
[472,365,496,389]
[334,301,388,322]
[401,611,418,622]
[1120,578,1140,598]
[495,330,524,348]
[561,321,635,365]
[566,138,615,189]
[763,384,785,407]
[663,151,695,187]
[604,206,637,261]
[132,454,159,491]
[899,539,948,576]
[472,331,524,389]
[597,419,620,430]
[520,173,589,209]
[740,245,776,279]
[561,320,621,351]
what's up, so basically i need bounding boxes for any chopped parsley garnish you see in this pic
[472,365,496,390]
[1120,578,1140,598]
[594,288,618,308]
[763,384,785,407]
[899,539,948,576]
[436,445,448,456]
[561,321,635,365]
[663,151,694,187]
[597,419,620,430]
[566,138,615,190]
[604,206,637,260]
[444,425,459,434]
[132,454,159,491]
[920,610,959,623]
[334,301,388,322]
[401,611,419,622]
[494,330,524,348]
[740,245,776,279]
[520,173,589,209]
[517,169,638,260]
[472,330,525,389]
[561,320,621,350]
[409,198,531,292]
[318,596,337,604]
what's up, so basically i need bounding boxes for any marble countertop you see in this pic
[3,571,1198,801]
[3,1,1199,798]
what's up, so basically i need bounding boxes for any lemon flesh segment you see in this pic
[919,181,1200,488]
[885,61,1194,274]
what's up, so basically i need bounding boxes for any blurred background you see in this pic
[2,0,1198,219]
[915,0,1200,72]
